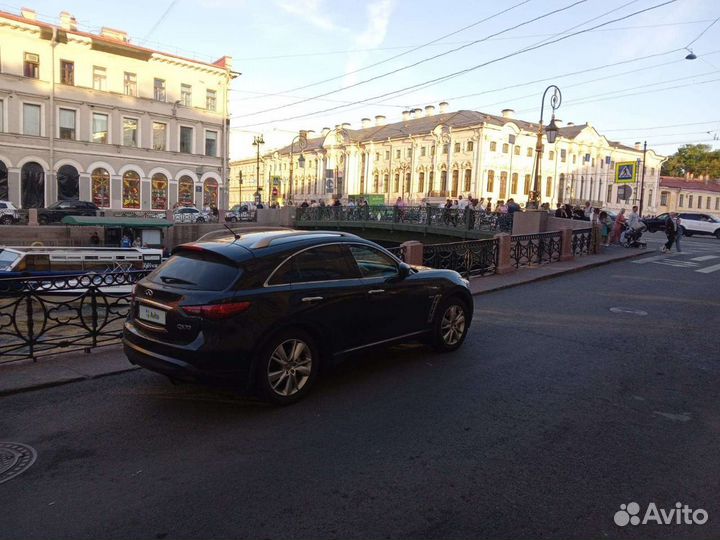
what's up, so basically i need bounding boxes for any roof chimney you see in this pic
[567,122,575,126]
[100,27,129,43]
[341,122,351,130]
[501,108,515,119]
[375,115,386,126]
[402,110,411,121]
[20,7,37,20]
[321,127,330,137]
[439,101,449,114]
[60,11,78,31]
[425,105,435,117]
[361,118,371,128]
[412,108,422,119]
[634,141,642,150]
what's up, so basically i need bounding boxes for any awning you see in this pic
[61,216,174,228]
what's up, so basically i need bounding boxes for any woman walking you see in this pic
[610,208,626,245]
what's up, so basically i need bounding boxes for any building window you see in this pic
[154,78,166,101]
[511,173,518,194]
[373,173,379,193]
[203,179,218,208]
[526,147,532,157]
[442,144,449,155]
[502,143,509,154]
[548,150,555,160]
[440,170,448,193]
[697,196,702,209]
[23,52,40,78]
[418,172,425,193]
[454,142,461,153]
[406,148,412,158]
[560,149,567,163]
[385,150,390,160]
[420,147,426,157]
[395,149,401,159]
[59,108,76,139]
[91,168,110,208]
[490,141,497,152]
[466,141,474,152]
[545,176,552,197]
[152,122,166,151]
[60,60,74,85]
[93,66,106,91]
[178,176,194,205]
[679,194,684,207]
[660,192,669,206]
[124,72,137,96]
[688,195,693,208]
[651,167,655,176]
[205,130,218,156]
[22,103,41,136]
[57,165,79,201]
[92,113,109,144]
[180,126,193,153]
[716,197,719,210]
[572,154,577,164]
[524,174,531,195]
[514,145,520,156]
[122,171,141,209]
[206,89,217,111]
[487,170,495,192]
[393,173,400,192]
[181,84,192,107]
[151,173,168,210]
[0,99,3,133]
[464,169,471,192]
[606,185,612,203]
[21,162,45,208]
[123,117,138,147]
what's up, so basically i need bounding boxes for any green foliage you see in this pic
[661,144,720,178]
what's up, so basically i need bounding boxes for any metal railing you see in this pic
[422,238,499,277]
[386,245,407,262]
[0,270,149,363]
[510,231,562,268]
[296,205,513,233]
[571,228,593,256]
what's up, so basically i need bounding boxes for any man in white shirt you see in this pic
[457,195,469,210]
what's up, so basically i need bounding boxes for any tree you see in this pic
[661,144,720,178]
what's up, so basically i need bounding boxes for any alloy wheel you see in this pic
[267,339,313,397]
[440,305,466,346]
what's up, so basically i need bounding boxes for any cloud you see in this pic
[277,0,344,32]
[344,0,395,85]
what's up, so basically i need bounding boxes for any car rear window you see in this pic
[148,251,239,290]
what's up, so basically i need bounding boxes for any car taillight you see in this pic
[182,301,251,320]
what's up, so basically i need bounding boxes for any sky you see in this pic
[5,0,720,159]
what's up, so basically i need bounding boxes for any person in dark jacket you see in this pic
[662,212,678,253]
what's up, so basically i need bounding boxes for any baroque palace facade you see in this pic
[231,102,665,212]
[0,8,232,211]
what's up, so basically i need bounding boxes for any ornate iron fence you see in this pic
[422,238,499,277]
[0,271,149,364]
[295,205,513,233]
[510,231,562,268]
[571,228,593,256]
[386,245,407,261]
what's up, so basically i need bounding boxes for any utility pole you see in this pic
[639,141,647,216]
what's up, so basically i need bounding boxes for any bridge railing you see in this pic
[296,206,513,233]
[422,238,499,277]
[0,270,149,363]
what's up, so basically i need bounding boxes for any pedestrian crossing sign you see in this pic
[615,161,637,184]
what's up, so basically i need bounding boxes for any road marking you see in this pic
[632,255,672,264]
[653,260,699,267]
[696,263,720,274]
[690,255,720,262]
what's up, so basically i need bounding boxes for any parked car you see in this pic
[225,203,256,223]
[0,201,20,225]
[641,212,670,233]
[37,200,98,225]
[123,229,473,404]
[677,213,720,238]
[173,207,211,223]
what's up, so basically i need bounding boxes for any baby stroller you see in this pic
[621,222,647,248]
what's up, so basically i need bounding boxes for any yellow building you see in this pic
[656,176,720,216]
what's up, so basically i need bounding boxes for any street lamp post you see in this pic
[289,130,309,205]
[252,135,264,203]
[528,85,562,210]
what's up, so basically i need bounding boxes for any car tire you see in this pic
[38,216,48,225]
[0,216,12,225]
[230,217,237,223]
[714,229,720,239]
[196,217,205,223]
[255,329,319,405]
[431,296,470,353]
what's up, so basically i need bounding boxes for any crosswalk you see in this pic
[632,246,720,273]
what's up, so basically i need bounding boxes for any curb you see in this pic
[0,365,140,398]
[471,249,651,296]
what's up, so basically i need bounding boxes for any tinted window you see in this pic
[149,251,239,290]
[349,245,398,278]
[0,250,20,270]
[0,203,6,209]
[269,244,359,284]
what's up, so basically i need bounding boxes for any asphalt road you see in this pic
[1,234,719,540]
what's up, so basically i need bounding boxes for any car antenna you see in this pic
[222,223,241,242]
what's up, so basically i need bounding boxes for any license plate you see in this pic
[138,304,166,325]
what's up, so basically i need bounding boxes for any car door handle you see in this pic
[368,289,385,295]
[301,296,324,303]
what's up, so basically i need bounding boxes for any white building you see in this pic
[0,8,233,212]
[232,103,665,212]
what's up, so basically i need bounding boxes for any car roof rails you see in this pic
[251,230,357,249]
[197,226,293,242]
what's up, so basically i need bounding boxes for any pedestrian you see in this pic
[583,201,592,220]
[300,199,309,208]
[662,212,679,253]
[485,199,492,213]
[610,208,626,245]
[121,234,131,248]
[506,198,521,214]
[599,211,610,246]
[674,213,683,253]
[89,232,100,246]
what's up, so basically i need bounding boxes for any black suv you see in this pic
[123,229,473,404]
[38,200,98,225]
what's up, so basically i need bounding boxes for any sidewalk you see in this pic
[0,246,652,397]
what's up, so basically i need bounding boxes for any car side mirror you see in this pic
[398,262,411,279]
